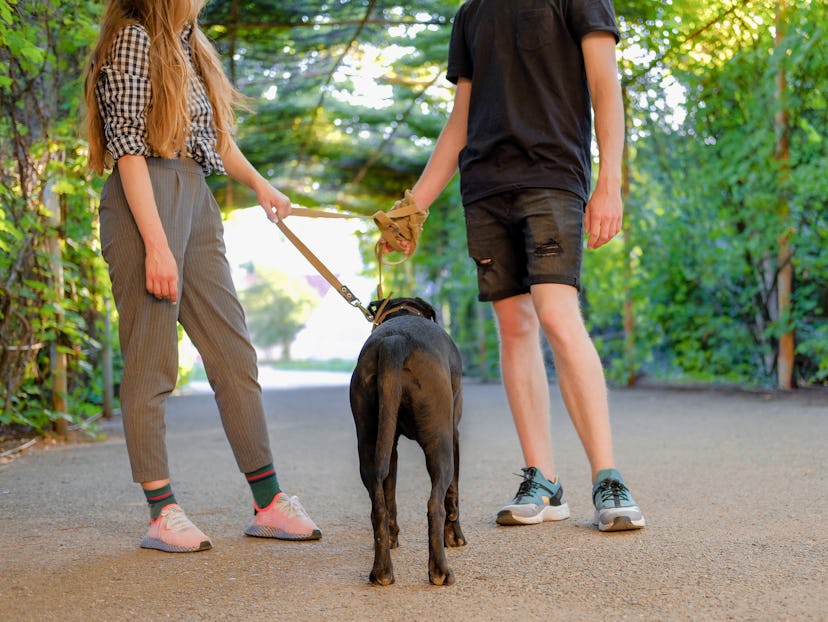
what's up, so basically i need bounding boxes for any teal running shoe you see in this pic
[592,468,646,532]
[496,466,570,525]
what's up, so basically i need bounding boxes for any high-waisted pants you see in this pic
[99,157,272,483]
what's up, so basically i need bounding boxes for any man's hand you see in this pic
[584,183,623,249]
[374,190,429,256]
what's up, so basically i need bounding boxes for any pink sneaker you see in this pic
[140,504,212,553]
[244,492,322,540]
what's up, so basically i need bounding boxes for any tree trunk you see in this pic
[46,183,68,437]
[774,0,794,389]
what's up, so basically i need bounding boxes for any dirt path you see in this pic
[1,383,826,621]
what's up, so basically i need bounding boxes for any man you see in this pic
[392,0,644,531]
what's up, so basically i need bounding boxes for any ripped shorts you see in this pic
[463,188,585,302]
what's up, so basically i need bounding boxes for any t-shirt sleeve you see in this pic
[95,24,152,160]
[446,5,472,84]
[567,0,620,43]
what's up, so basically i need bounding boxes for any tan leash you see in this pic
[273,212,375,322]
[289,206,365,220]
[271,200,422,323]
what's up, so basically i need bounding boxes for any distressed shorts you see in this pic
[464,188,585,302]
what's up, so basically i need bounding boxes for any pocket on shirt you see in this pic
[515,9,555,51]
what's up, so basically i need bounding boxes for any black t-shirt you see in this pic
[447,0,620,205]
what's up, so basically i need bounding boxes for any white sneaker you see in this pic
[140,504,212,552]
[244,492,322,540]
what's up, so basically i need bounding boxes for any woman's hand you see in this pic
[144,242,179,303]
[253,179,292,222]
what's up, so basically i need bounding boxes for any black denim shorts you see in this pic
[463,188,585,302]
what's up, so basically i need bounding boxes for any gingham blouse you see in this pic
[95,23,225,175]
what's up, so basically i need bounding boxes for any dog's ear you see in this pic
[414,297,437,322]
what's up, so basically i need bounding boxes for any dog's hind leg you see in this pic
[358,433,395,586]
[444,393,466,548]
[368,480,395,586]
[424,436,455,586]
[384,440,400,549]
[443,438,466,548]
[353,410,395,586]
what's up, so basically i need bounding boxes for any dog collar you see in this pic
[371,300,435,330]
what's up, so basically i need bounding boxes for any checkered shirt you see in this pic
[95,23,226,175]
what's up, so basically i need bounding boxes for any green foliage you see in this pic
[600,0,828,387]
[0,0,114,434]
[199,0,828,388]
[2,0,825,440]
[202,0,495,377]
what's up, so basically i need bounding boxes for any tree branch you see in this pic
[201,17,445,30]
[294,0,378,161]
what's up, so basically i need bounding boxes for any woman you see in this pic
[84,0,321,552]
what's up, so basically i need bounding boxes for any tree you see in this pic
[0,0,111,433]
[237,266,316,362]
[2,0,825,439]
[615,0,827,386]
[197,0,827,388]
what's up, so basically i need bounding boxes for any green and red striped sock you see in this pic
[245,463,281,511]
[144,483,177,520]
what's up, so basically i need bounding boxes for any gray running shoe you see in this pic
[592,468,646,532]
[496,466,570,525]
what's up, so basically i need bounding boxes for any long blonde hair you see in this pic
[83,0,242,174]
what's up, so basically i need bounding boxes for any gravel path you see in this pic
[1,382,826,621]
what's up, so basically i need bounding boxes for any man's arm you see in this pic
[582,32,624,250]
[411,77,471,211]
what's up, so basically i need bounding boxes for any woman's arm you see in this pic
[117,154,179,303]
[219,139,291,222]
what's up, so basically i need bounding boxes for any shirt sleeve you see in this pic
[95,24,152,161]
[567,0,620,43]
[446,5,471,84]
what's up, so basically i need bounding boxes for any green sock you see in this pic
[245,463,281,510]
[144,484,176,521]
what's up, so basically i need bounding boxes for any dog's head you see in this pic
[369,297,437,329]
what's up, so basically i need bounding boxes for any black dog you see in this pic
[349,297,466,586]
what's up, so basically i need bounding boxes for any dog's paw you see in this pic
[369,568,395,586]
[444,522,467,547]
[429,566,455,586]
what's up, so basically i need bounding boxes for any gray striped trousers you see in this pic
[99,157,272,483]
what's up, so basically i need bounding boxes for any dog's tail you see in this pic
[375,336,407,480]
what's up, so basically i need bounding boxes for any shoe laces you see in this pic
[160,505,197,532]
[514,474,538,499]
[512,469,554,502]
[594,479,630,504]
[278,494,311,519]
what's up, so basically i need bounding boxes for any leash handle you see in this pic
[273,218,374,322]
[289,206,368,219]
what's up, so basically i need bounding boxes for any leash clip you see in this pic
[340,286,374,322]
